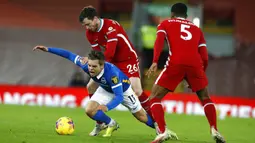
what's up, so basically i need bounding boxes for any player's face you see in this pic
[88,59,103,77]
[82,17,98,32]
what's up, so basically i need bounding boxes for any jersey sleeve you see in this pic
[103,20,119,62]
[48,47,88,70]
[105,71,124,111]
[198,30,208,71]
[85,31,101,51]
[153,23,166,63]
[198,29,207,48]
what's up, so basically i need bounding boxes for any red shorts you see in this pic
[113,59,140,78]
[155,64,208,92]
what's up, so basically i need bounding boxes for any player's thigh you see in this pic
[155,65,185,91]
[121,87,143,114]
[185,66,208,92]
[87,79,99,94]
[90,87,114,106]
[114,59,140,78]
[129,77,143,96]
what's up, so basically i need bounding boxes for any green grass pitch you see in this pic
[0,104,254,143]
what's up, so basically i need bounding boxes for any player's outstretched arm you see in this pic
[33,45,88,67]
[33,45,77,61]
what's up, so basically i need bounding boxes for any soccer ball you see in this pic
[55,117,75,135]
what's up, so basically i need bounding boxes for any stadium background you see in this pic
[0,0,255,143]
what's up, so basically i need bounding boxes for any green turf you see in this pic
[0,104,254,143]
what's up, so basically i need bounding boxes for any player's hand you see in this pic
[97,105,108,112]
[146,62,158,78]
[80,57,88,64]
[33,45,49,52]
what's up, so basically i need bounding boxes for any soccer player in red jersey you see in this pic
[79,6,152,136]
[146,3,226,143]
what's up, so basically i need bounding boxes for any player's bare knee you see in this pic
[149,88,160,99]
[85,107,95,118]
[150,84,168,99]
[85,101,99,117]
[196,87,209,101]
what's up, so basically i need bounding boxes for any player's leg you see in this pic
[149,66,184,143]
[86,87,117,136]
[196,88,225,143]
[149,84,178,143]
[86,79,103,126]
[121,87,155,129]
[87,78,99,98]
[186,67,225,143]
[129,77,152,117]
[150,66,184,133]
[89,87,120,137]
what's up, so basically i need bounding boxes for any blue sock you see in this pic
[92,110,111,125]
[146,114,155,128]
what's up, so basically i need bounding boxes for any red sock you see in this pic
[88,93,103,124]
[150,98,166,133]
[202,98,217,131]
[138,92,153,117]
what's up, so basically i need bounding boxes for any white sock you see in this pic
[107,119,115,127]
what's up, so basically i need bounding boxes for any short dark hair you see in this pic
[79,6,97,23]
[88,50,105,65]
[171,3,188,17]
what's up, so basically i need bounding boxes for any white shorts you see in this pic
[90,86,142,113]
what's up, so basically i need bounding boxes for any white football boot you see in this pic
[151,129,178,143]
[89,122,107,136]
[211,127,226,143]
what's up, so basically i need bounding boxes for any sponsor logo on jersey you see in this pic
[122,79,131,84]
[106,27,116,35]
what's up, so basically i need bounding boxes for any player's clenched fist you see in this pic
[33,45,49,52]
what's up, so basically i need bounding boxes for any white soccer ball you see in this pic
[55,117,75,135]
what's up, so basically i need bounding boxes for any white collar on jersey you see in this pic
[176,17,186,20]
[97,18,104,32]
[96,68,105,79]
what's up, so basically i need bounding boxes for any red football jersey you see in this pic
[153,18,207,67]
[86,18,138,63]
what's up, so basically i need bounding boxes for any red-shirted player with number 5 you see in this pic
[146,3,226,143]
[79,6,153,136]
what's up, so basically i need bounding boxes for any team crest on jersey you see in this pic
[111,76,119,84]
[108,27,113,31]
[101,77,107,84]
